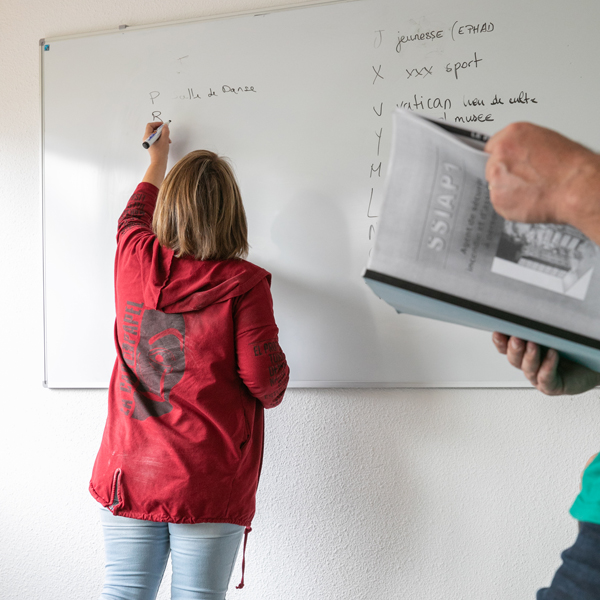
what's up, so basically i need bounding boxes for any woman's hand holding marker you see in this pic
[143,118,171,143]
[142,121,171,189]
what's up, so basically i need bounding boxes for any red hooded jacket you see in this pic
[89,183,289,526]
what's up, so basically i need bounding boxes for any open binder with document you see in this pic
[364,108,600,371]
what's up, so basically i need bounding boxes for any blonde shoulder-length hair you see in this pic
[153,150,249,260]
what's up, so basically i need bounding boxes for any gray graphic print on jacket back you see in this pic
[132,310,186,421]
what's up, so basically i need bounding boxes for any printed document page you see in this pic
[367,109,600,342]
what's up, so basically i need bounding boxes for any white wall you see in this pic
[1,0,599,598]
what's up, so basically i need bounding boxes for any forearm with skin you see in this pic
[142,160,168,189]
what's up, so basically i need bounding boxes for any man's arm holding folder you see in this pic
[486,121,600,394]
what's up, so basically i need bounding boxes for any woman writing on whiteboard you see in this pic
[89,122,289,600]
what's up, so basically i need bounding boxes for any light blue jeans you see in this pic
[99,508,244,600]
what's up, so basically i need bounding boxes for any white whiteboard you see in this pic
[41,0,600,388]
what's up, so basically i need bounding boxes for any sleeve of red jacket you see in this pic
[235,277,289,408]
[117,182,159,242]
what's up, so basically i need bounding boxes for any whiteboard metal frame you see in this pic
[39,0,535,390]
[40,39,49,388]
[38,0,362,45]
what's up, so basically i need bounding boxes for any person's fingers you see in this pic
[535,348,562,395]
[144,122,162,137]
[146,124,171,157]
[484,130,502,154]
[505,336,526,370]
[520,341,542,386]
[492,332,509,354]
[484,156,502,188]
[152,124,169,143]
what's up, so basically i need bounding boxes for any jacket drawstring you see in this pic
[236,526,252,589]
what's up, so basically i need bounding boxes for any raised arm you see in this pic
[116,123,171,240]
[141,121,171,189]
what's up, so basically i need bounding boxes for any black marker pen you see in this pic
[142,120,171,149]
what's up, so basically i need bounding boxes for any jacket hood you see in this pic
[142,240,270,314]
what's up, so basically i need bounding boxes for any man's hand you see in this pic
[485,122,600,245]
[492,332,600,395]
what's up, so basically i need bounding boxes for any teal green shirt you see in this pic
[571,454,600,524]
